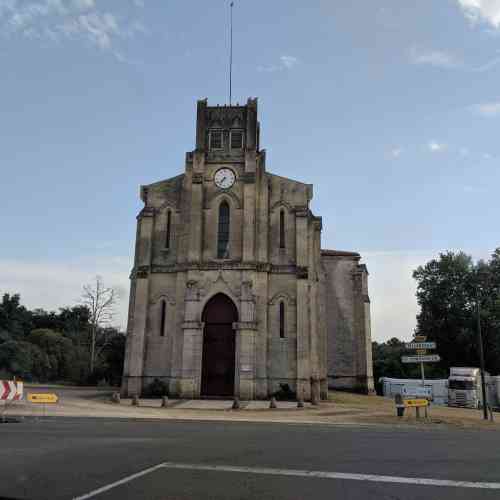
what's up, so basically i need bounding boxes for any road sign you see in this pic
[402,386,432,398]
[414,335,426,342]
[28,393,58,404]
[0,381,23,401]
[401,354,440,363]
[404,399,429,408]
[405,342,436,350]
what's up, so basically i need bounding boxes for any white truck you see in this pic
[447,367,492,409]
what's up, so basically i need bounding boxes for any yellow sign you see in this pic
[28,393,58,404]
[404,398,429,408]
[414,335,427,342]
[416,349,427,355]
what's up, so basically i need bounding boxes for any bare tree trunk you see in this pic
[82,276,117,376]
[90,324,96,374]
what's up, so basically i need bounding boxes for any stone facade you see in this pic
[121,98,374,400]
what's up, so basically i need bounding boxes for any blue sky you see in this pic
[1,0,499,340]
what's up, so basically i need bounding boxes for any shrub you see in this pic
[143,378,169,398]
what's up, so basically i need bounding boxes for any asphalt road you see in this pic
[1,418,500,500]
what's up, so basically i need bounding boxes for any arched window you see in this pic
[165,210,172,249]
[160,300,166,337]
[217,201,230,259]
[279,301,285,338]
[279,209,285,249]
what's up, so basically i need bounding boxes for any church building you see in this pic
[121,98,374,400]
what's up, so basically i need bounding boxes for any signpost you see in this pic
[402,386,432,398]
[401,355,440,363]
[397,337,440,419]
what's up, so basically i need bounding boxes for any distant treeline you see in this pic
[0,293,124,386]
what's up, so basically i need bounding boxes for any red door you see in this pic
[201,294,238,397]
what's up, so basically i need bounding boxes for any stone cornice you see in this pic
[129,262,311,278]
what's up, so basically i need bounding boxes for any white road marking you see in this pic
[73,461,500,498]
[72,463,166,500]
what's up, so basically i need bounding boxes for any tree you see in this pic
[0,340,50,381]
[413,249,500,375]
[28,329,76,381]
[0,293,32,342]
[81,276,117,374]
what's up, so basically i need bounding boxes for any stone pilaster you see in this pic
[242,154,256,262]
[295,208,311,399]
[121,208,154,397]
[188,153,204,263]
[235,279,257,399]
[179,280,203,398]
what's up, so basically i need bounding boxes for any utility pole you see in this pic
[476,286,488,420]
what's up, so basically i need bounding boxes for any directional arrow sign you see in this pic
[28,393,58,404]
[401,354,440,364]
[405,342,436,350]
[404,398,429,408]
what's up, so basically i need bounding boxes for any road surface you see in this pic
[1,417,499,499]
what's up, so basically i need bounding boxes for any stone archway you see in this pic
[201,293,238,397]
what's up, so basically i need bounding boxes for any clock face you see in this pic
[214,168,236,189]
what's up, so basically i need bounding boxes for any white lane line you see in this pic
[72,463,167,500]
[73,461,500,498]
[160,463,500,490]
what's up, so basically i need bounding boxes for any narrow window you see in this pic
[279,210,285,249]
[217,201,230,258]
[279,302,285,338]
[210,130,223,150]
[165,210,172,249]
[231,130,243,149]
[160,300,166,337]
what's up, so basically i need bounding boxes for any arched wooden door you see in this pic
[201,294,238,397]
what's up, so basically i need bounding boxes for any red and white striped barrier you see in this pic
[0,381,23,401]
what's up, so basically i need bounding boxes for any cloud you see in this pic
[280,55,299,69]
[0,256,131,330]
[409,47,461,68]
[258,55,300,72]
[390,148,403,158]
[73,0,95,10]
[0,0,146,60]
[472,101,500,116]
[428,141,447,152]
[457,0,500,29]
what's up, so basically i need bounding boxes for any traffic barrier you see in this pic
[0,381,23,401]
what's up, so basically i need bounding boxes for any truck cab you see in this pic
[447,367,489,409]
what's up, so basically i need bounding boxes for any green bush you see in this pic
[143,378,169,398]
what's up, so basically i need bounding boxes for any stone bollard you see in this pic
[131,394,139,406]
[270,396,277,409]
[232,397,240,410]
[111,392,120,404]
[311,379,320,406]
[161,395,168,408]
[395,394,405,417]
[297,398,304,408]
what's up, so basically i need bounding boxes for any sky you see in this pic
[1,0,499,341]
